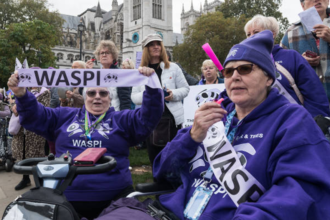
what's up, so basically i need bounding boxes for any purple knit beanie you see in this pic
[223,30,275,85]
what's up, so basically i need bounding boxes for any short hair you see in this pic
[140,41,170,69]
[82,87,113,102]
[244,15,279,38]
[72,60,86,69]
[93,40,119,62]
[121,58,135,69]
[201,59,218,72]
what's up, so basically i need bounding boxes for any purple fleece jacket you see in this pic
[153,88,330,220]
[272,44,330,117]
[16,86,164,202]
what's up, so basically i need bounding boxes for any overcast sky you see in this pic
[47,0,303,33]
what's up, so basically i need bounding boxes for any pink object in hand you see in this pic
[202,43,224,71]
[216,98,224,105]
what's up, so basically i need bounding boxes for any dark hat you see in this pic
[141,34,162,48]
[223,30,275,85]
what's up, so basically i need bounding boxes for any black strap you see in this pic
[151,200,180,220]
[56,166,77,193]
[32,166,41,187]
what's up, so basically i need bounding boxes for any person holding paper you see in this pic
[86,40,132,111]
[245,15,330,117]
[198,59,224,85]
[7,67,163,219]
[281,0,330,99]
[152,30,330,219]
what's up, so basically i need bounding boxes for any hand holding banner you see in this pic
[202,43,223,71]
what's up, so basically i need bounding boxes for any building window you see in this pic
[75,55,80,60]
[57,53,63,60]
[67,54,73,60]
[152,0,162,20]
[85,56,91,62]
[133,0,141,20]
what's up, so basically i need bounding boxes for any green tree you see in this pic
[217,0,289,43]
[0,0,63,33]
[0,0,64,88]
[0,20,59,88]
[173,12,249,77]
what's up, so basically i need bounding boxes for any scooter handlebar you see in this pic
[13,156,117,175]
[14,157,48,175]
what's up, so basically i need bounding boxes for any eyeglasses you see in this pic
[221,64,254,78]
[86,90,109,98]
[99,51,110,56]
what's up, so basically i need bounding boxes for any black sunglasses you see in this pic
[221,64,254,78]
[86,90,109,98]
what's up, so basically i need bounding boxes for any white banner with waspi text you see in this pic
[17,69,161,89]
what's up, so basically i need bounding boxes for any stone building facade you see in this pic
[52,0,183,69]
[181,0,222,35]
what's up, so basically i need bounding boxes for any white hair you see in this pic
[244,14,279,38]
[82,87,113,101]
[72,60,86,69]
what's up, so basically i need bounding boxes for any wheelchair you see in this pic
[2,151,116,220]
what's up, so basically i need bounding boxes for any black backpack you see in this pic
[2,186,80,220]
[2,166,80,220]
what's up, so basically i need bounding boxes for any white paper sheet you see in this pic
[299,6,323,31]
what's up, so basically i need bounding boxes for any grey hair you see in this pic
[72,60,86,69]
[244,14,279,38]
[93,40,118,62]
[82,87,113,102]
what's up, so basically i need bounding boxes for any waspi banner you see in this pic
[17,69,161,89]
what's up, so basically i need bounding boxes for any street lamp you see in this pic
[78,19,85,60]
[37,50,42,67]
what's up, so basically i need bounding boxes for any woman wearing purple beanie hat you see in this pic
[149,30,330,219]
[64,30,330,220]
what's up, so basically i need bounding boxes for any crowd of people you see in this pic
[2,1,330,219]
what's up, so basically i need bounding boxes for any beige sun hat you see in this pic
[141,34,162,48]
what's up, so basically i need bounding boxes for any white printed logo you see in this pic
[228,49,238,57]
[104,73,118,83]
[66,120,112,139]
[19,73,32,83]
[195,89,221,107]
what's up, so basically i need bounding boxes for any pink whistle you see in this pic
[215,98,224,105]
[202,43,223,71]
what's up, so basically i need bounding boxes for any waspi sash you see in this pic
[203,121,265,207]
[17,69,162,89]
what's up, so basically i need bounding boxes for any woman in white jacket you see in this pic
[134,34,190,166]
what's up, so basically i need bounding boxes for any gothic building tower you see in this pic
[52,0,180,68]
[181,0,222,35]
[122,0,174,62]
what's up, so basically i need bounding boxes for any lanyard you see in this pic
[84,111,106,140]
[224,109,238,143]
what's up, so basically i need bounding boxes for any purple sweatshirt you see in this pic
[153,88,330,220]
[272,44,330,117]
[16,86,164,202]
